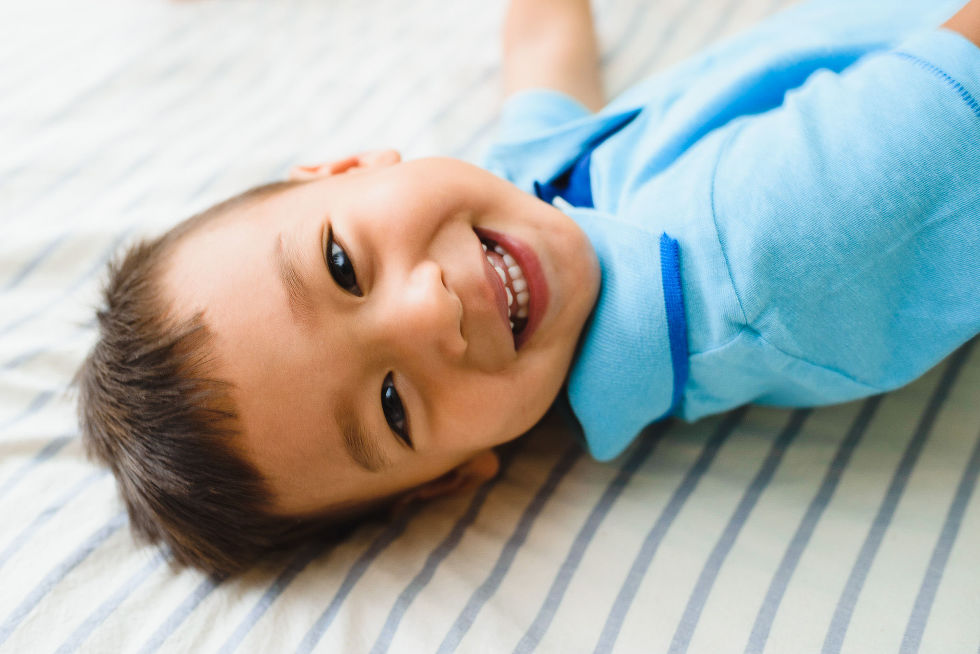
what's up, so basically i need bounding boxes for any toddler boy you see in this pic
[77,0,980,575]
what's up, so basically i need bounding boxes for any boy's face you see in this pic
[162,154,600,516]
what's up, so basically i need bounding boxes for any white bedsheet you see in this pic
[1,0,978,652]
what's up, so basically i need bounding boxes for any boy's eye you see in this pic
[381,373,413,449]
[325,226,362,297]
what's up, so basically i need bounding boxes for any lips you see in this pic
[474,227,549,350]
[483,243,529,329]
[478,240,512,342]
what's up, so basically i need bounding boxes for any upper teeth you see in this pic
[483,242,529,325]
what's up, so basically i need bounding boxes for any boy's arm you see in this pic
[944,0,980,47]
[502,0,604,111]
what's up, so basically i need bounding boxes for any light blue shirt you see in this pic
[483,0,980,461]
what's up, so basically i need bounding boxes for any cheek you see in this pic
[365,175,454,233]
[510,352,575,421]
[429,379,531,449]
[482,369,563,435]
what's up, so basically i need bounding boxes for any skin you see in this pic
[944,0,980,47]
[161,152,601,516]
[503,0,604,111]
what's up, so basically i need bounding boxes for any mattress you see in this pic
[1,0,978,652]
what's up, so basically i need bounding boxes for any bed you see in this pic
[1,0,978,651]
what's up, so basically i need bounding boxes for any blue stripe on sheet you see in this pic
[2,345,52,371]
[668,409,812,654]
[0,7,284,299]
[0,234,68,292]
[0,470,107,571]
[821,339,975,654]
[1,216,133,299]
[0,321,90,372]
[54,551,168,654]
[298,441,522,654]
[401,68,498,156]
[744,395,884,654]
[593,406,750,654]
[127,3,329,184]
[0,390,54,432]
[314,3,468,158]
[0,27,112,106]
[0,3,297,301]
[900,426,980,654]
[0,435,72,500]
[0,17,240,223]
[294,504,426,654]
[513,420,675,654]
[271,9,458,175]
[25,13,203,133]
[217,541,330,654]
[137,573,227,654]
[0,31,195,185]
[0,512,126,647]
[0,229,134,338]
[436,444,583,654]
[369,448,517,654]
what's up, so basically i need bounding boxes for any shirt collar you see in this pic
[483,107,641,193]
[559,203,675,461]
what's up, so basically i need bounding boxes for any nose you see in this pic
[375,260,466,364]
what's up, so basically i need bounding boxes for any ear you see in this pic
[396,450,501,508]
[288,149,401,181]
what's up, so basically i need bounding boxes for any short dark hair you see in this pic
[77,180,352,576]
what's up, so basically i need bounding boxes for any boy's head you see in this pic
[78,150,600,574]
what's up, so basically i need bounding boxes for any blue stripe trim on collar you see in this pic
[659,233,689,418]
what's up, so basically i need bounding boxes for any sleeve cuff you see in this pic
[893,28,980,119]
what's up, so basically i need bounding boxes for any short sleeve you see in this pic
[493,88,592,146]
[481,88,608,191]
[710,28,980,396]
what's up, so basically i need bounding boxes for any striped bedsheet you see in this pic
[1,0,978,652]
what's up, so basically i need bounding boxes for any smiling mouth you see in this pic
[478,235,529,338]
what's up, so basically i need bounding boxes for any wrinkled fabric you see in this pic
[483,0,980,461]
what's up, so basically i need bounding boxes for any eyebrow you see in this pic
[337,399,392,473]
[273,232,390,473]
[274,233,315,326]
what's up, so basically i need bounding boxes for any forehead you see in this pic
[161,195,354,509]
